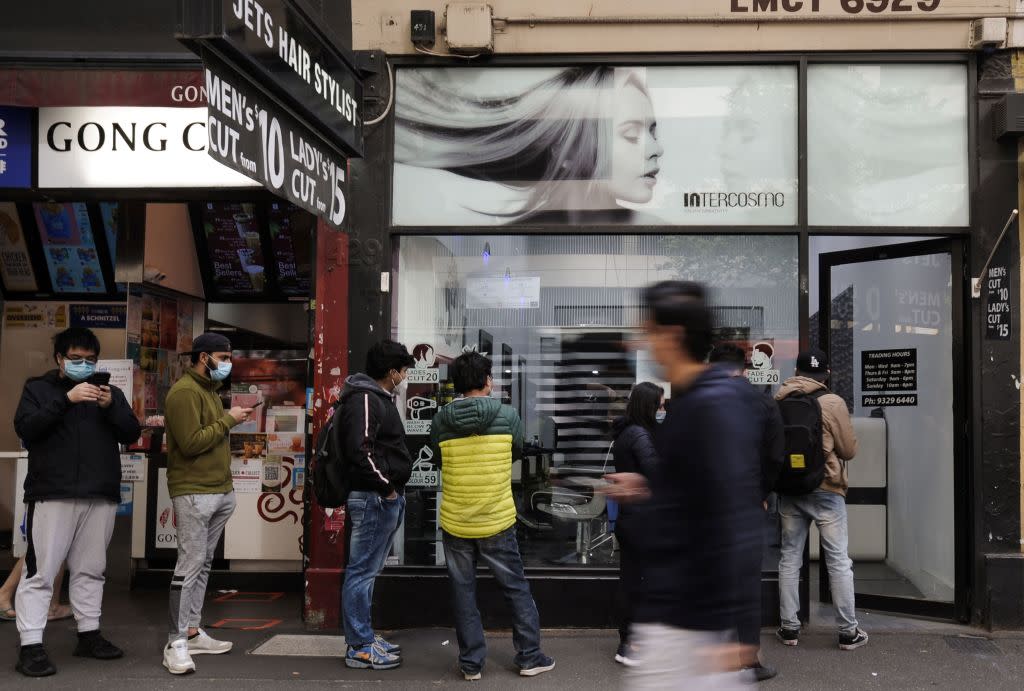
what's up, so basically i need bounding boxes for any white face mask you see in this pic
[392,373,408,397]
[655,411,667,423]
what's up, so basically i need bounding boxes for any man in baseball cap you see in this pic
[773,348,865,652]
[161,333,253,674]
[795,348,829,375]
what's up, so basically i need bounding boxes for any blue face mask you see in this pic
[655,411,667,423]
[63,359,96,382]
[207,358,232,381]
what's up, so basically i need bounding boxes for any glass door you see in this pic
[818,239,966,620]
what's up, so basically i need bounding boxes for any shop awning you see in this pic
[0,68,205,108]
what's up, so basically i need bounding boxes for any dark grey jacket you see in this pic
[335,374,412,495]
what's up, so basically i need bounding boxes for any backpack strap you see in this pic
[790,389,828,401]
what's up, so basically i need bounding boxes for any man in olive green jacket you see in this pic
[429,352,554,681]
[161,333,252,675]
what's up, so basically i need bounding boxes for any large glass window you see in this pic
[807,64,969,227]
[390,234,798,569]
[393,66,798,226]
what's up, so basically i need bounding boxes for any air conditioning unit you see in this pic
[970,17,1006,50]
[993,93,1024,139]
[445,2,493,55]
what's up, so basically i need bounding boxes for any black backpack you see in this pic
[309,402,351,508]
[775,390,828,496]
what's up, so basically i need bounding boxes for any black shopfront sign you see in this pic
[179,0,362,157]
[861,348,918,408]
[177,0,360,229]
[985,263,1012,342]
[204,54,347,228]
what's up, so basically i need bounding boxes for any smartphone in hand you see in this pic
[88,371,111,387]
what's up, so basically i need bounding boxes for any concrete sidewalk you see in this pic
[0,587,1021,689]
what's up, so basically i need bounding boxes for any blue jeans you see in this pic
[342,490,405,648]
[778,489,859,636]
[442,527,544,674]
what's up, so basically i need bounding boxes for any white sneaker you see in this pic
[187,629,233,655]
[163,639,196,674]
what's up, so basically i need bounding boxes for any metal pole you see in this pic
[971,208,1018,298]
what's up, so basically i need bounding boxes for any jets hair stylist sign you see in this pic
[178,0,363,230]
[218,0,360,148]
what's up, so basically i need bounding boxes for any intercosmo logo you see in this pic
[683,192,786,209]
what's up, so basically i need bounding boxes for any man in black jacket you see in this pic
[13,327,142,677]
[605,282,761,690]
[336,340,414,670]
[709,343,785,682]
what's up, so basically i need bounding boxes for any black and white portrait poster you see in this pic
[393,66,798,226]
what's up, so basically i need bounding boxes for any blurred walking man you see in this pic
[709,343,785,681]
[605,282,761,690]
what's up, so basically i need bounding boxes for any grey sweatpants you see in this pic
[626,624,749,690]
[16,499,117,646]
[168,492,236,643]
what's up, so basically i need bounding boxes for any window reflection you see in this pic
[392,234,798,568]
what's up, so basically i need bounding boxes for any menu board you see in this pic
[268,202,313,296]
[32,202,106,294]
[0,203,38,292]
[201,202,267,296]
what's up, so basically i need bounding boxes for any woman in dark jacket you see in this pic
[610,381,663,666]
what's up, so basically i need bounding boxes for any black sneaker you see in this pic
[73,630,124,659]
[16,644,56,677]
[745,662,778,682]
[838,628,869,651]
[776,627,799,646]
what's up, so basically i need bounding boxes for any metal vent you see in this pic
[992,94,1024,139]
[944,635,1001,655]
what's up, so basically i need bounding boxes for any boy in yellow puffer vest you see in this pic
[429,352,555,682]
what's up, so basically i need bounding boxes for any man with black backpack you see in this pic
[335,340,414,670]
[774,349,866,651]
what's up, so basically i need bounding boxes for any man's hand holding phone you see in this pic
[229,406,254,423]
[67,383,102,404]
[96,386,113,408]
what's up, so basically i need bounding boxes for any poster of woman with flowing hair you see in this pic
[395,66,663,224]
[392,65,799,227]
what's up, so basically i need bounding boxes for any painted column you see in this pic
[303,219,349,630]
[1015,53,1024,557]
